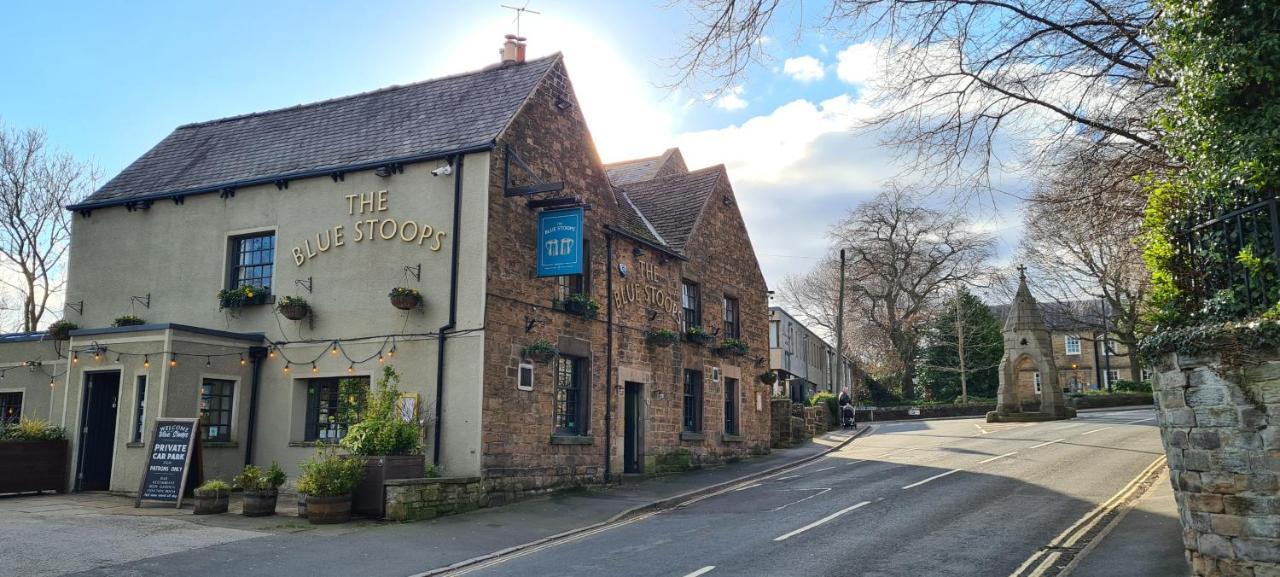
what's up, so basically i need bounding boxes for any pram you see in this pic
[841,404,857,429]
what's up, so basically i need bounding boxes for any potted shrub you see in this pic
[112,315,146,327]
[46,320,77,341]
[645,329,678,348]
[193,479,231,515]
[277,296,310,321]
[0,418,68,494]
[522,339,558,363]
[718,338,749,357]
[759,371,778,386]
[340,366,424,518]
[218,285,269,310]
[562,293,599,319]
[388,287,422,310]
[297,445,364,524]
[684,325,713,346]
[234,462,287,517]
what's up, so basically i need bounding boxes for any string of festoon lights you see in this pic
[2,329,489,387]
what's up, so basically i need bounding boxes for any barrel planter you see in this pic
[0,440,68,494]
[306,494,353,524]
[241,490,279,517]
[353,454,425,518]
[193,491,229,515]
[296,493,308,518]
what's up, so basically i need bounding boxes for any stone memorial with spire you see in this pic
[987,266,1077,422]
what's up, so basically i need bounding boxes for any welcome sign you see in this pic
[537,207,585,277]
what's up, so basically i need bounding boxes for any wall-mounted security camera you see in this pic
[431,164,453,177]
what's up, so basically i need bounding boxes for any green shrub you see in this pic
[340,366,421,456]
[1112,379,1153,393]
[235,463,287,492]
[195,479,231,496]
[810,392,840,426]
[1,418,66,441]
[297,446,364,497]
[112,315,146,327]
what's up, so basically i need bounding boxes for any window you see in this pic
[683,369,704,432]
[0,392,22,424]
[1141,368,1153,382]
[554,357,586,435]
[723,296,740,339]
[199,379,235,442]
[724,378,739,436]
[1105,369,1120,386]
[518,362,534,391]
[769,320,779,348]
[1065,335,1081,355]
[682,281,701,331]
[132,376,147,443]
[228,232,275,290]
[1033,372,1042,395]
[305,377,368,442]
[555,274,584,304]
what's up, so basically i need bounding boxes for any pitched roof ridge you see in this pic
[176,54,562,130]
[602,153,662,168]
[617,186,668,245]
[619,163,724,190]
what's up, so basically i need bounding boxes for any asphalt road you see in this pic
[445,409,1165,577]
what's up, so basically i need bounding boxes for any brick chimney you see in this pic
[501,34,528,65]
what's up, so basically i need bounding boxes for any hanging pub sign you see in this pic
[135,418,202,508]
[536,207,585,277]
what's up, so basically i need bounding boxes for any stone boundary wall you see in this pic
[1066,392,1154,410]
[1153,352,1280,576]
[385,476,485,522]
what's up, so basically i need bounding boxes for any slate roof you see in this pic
[989,300,1106,332]
[604,148,684,186]
[73,55,561,209]
[616,165,724,254]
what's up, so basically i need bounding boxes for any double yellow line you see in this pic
[1008,454,1169,577]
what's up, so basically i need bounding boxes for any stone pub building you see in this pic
[0,41,772,502]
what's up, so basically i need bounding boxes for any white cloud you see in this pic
[836,42,878,85]
[713,85,748,111]
[782,56,825,82]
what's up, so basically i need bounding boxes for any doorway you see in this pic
[76,371,120,491]
[623,382,643,474]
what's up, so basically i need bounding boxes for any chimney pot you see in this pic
[501,35,518,65]
[515,40,527,63]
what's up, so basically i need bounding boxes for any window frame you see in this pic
[0,390,23,425]
[683,369,704,432]
[554,356,588,436]
[198,378,235,443]
[304,376,369,442]
[132,375,147,443]
[724,377,739,436]
[1064,335,1081,356]
[1033,372,1042,395]
[769,320,779,348]
[681,280,701,331]
[226,231,276,291]
[723,295,740,339]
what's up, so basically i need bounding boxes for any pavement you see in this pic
[0,409,1192,577]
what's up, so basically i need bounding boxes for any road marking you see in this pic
[1123,417,1155,425]
[430,512,659,576]
[733,483,761,492]
[773,501,871,541]
[813,466,835,473]
[1081,427,1113,435]
[979,451,1018,464]
[775,475,799,481]
[1028,439,1065,449]
[901,469,961,489]
[771,487,831,512]
[683,566,716,577]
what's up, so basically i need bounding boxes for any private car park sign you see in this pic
[135,418,201,508]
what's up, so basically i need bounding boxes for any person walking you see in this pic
[838,387,856,429]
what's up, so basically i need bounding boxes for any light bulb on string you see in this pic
[388,344,396,358]
[284,362,291,374]
[240,354,247,366]
[347,363,355,374]
[377,351,385,364]
[49,379,55,389]
[311,362,318,374]
[115,354,122,363]
[170,353,177,368]
[71,351,79,365]
[205,357,212,368]
[268,346,276,359]
[93,348,102,362]
[330,342,339,357]
[143,355,150,369]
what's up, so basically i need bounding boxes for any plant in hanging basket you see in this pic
[46,320,78,340]
[758,371,778,386]
[112,315,146,327]
[522,339,559,363]
[562,293,599,319]
[684,325,713,346]
[277,296,311,321]
[644,329,678,347]
[218,285,269,310]
[388,287,422,310]
[718,338,749,357]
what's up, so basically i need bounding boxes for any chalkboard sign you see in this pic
[135,418,201,508]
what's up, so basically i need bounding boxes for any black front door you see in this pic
[623,382,642,474]
[77,371,120,491]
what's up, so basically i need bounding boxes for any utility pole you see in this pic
[835,249,847,398]
[955,295,967,404]
[1101,297,1113,391]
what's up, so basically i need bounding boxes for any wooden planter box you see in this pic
[353,454,425,518]
[0,440,68,494]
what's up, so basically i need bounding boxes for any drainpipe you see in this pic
[604,232,614,482]
[243,345,268,467]
[434,154,464,467]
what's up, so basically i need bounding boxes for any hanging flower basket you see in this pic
[562,293,599,319]
[218,285,270,310]
[47,320,78,341]
[522,339,558,363]
[278,296,310,321]
[718,338,749,357]
[758,371,778,386]
[645,329,678,348]
[684,326,713,346]
[112,315,146,327]
[389,288,422,311]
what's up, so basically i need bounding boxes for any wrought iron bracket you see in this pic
[295,277,313,294]
[130,293,151,309]
[503,143,565,197]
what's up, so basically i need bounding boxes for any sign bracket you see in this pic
[503,143,565,197]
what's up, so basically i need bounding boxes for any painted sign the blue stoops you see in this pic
[536,207,584,277]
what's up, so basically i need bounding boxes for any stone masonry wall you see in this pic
[1153,352,1280,576]
[384,477,485,522]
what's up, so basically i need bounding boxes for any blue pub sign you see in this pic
[536,207,585,277]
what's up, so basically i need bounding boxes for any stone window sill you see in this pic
[203,441,239,448]
[550,435,593,445]
[288,441,322,447]
[680,431,706,442]
[723,434,744,443]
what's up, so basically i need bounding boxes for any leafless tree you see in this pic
[785,186,995,399]
[672,0,1171,191]
[779,265,897,373]
[0,124,96,332]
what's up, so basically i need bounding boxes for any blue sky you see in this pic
[1,0,1026,294]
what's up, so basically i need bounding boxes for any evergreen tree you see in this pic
[918,289,1003,402]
